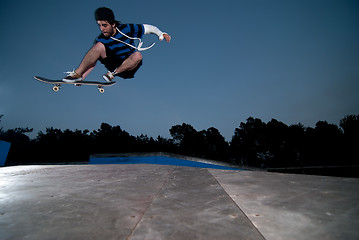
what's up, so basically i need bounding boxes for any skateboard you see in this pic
[34,76,117,93]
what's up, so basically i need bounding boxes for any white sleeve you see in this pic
[143,24,166,41]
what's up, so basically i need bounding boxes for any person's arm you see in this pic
[143,24,171,42]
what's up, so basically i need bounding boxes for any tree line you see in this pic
[0,114,358,176]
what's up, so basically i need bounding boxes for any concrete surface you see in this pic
[1,164,358,240]
[210,170,359,240]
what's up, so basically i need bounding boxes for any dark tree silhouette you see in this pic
[340,115,359,165]
[1,114,358,177]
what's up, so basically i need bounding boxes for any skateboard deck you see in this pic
[34,76,116,93]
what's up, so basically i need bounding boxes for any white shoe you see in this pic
[63,70,83,82]
[103,71,116,82]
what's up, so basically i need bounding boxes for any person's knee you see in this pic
[93,42,106,58]
[132,51,143,62]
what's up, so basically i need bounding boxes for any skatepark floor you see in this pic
[1,163,359,240]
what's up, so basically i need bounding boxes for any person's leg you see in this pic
[63,42,106,82]
[114,52,142,74]
[76,42,107,76]
[81,64,96,80]
[103,51,143,81]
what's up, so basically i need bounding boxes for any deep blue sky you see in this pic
[1,0,358,140]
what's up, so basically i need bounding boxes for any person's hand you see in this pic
[162,33,171,42]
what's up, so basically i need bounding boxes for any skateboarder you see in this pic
[63,7,171,83]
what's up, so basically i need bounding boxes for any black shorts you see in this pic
[99,46,142,79]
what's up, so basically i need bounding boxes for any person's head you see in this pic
[94,7,119,37]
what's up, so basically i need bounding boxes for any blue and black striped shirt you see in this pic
[96,24,144,60]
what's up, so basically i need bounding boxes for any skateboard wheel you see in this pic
[98,87,105,93]
[53,86,60,92]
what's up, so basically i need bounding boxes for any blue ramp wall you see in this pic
[0,140,11,167]
[89,156,239,170]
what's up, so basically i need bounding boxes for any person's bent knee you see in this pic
[132,51,143,62]
[93,42,107,59]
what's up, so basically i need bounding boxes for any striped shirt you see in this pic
[96,24,144,60]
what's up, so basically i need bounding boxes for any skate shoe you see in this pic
[63,70,82,82]
[103,71,116,82]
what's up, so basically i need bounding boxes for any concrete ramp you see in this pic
[1,164,358,240]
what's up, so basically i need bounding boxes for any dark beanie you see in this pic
[95,7,115,24]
